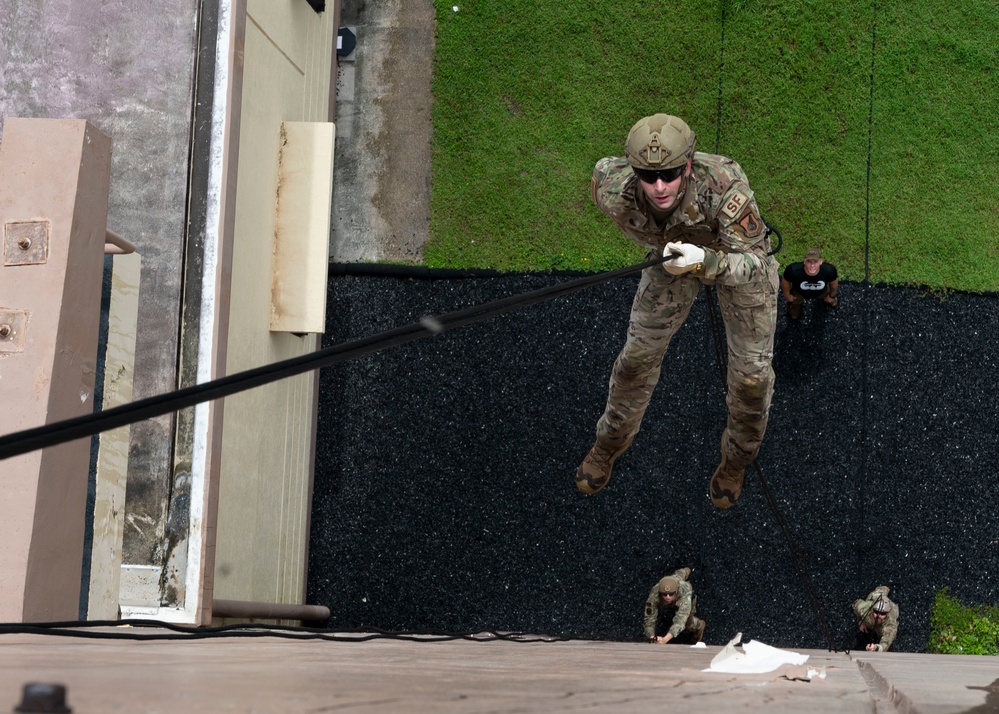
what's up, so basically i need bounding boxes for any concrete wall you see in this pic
[0,0,199,571]
[329,0,434,263]
[1,0,338,621]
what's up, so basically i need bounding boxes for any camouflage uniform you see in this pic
[590,153,779,472]
[643,567,704,641]
[852,586,899,652]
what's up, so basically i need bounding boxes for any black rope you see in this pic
[704,288,728,382]
[715,3,726,154]
[752,462,839,650]
[706,0,731,387]
[703,0,838,654]
[0,255,670,461]
[694,0,731,588]
[855,0,879,593]
[702,289,838,650]
[765,220,782,257]
[864,1,876,290]
[0,619,571,643]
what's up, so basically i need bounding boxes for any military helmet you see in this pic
[658,576,680,595]
[626,114,696,171]
[872,598,891,615]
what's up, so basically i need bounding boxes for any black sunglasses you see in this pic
[633,165,685,184]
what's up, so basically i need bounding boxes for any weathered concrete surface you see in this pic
[0,0,200,564]
[330,0,433,263]
[0,631,997,712]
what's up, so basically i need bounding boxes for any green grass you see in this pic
[928,589,999,655]
[427,0,999,292]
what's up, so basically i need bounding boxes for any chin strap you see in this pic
[674,171,692,207]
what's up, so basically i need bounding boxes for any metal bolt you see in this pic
[14,683,72,713]
[0,324,11,338]
[17,236,31,250]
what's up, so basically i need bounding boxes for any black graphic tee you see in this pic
[783,262,837,299]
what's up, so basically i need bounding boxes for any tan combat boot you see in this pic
[575,436,634,494]
[709,431,751,509]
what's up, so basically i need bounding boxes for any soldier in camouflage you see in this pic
[852,585,899,652]
[576,113,778,508]
[643,567,706,644]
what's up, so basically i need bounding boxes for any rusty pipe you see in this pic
[104,229,136,255]
[211,599,331,622]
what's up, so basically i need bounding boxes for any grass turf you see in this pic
[427,0,999,291]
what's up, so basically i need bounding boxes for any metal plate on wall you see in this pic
[4,221,49,265]
[0,308,28,353]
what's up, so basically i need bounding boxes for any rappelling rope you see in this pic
[702,0,838,652]
[0,254,672,461]
[840,1,881,654]
[0,618,572,643]
[700,245,838,651]
[856,0,878,591]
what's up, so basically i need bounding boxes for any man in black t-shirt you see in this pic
[781,247,839,320]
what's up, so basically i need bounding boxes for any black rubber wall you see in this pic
[309,272,999,652]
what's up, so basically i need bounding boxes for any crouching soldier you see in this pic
[644,567,706,644]
[853,585,899,652]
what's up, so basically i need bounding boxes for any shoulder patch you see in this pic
[720,189,750,220]
[737,207,765,238]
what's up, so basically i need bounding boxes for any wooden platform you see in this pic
[2,628,998,712]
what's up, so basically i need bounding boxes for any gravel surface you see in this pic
[309,271,999,652]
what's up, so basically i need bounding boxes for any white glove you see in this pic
[663,242,705,275]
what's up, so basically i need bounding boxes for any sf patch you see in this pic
[720,189,750,220]
[720,188,766,241]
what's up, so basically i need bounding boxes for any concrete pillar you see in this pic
[0,118,112,621]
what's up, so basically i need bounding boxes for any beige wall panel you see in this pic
[214,5,333,606]
[304,10,335,121]
[271,121,335,334]
[247,0,334,122]
[89,252,141,620]
[247,0,311,72]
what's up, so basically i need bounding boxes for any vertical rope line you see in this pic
[697,0,731,600]
[707,0,729,382]
[864,3,877,286]
[715,2,727,154]
[753,463,839,649]
[856,0,878,594]
[704,0,838,651]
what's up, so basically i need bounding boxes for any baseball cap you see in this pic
[804,248,822,260]
[658,576,679,595]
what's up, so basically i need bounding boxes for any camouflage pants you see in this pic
[595,258,778,465]
[683,612,705,637]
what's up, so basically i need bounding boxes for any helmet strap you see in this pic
[674,172,689,205]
